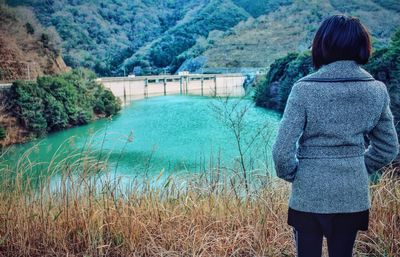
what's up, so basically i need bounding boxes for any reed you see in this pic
[0,143,399,257]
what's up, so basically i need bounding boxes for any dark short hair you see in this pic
[312,14,372,69]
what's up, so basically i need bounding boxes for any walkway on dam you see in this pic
[97,73,246,102]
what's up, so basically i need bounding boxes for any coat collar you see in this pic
[298,60,374,83]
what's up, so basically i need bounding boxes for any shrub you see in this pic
[43,95,68,130]
[365,28,400,136]
[7,80,48,135]
[0,126,6,140]
[25,22,34,34]
[7,69,121,137]
[254,52,313,112]
[40,33,49,47]
[94,89,121,116]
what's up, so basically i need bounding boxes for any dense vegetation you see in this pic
[254,28,400,138]
[127,0,294,74]
[254,52,313,112]
[6,68,121,137]
[365,29,400,136]
[6,0,201,76]
[4,0,294,76]
[5,0,399,76]
[0,126,5,140]
[125,0,250,75]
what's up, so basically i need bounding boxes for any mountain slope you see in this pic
[6,0,203,76]
[123,0,250,74]
[4,0,400,76]
[232,0,293,18]
[5,0,294,75]
[0,4,67,82]
[125,0,295,74]
[198,0,400,70]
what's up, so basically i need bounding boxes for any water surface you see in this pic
[4,96,281,182]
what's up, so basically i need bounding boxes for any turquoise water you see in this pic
[3,96,281,181]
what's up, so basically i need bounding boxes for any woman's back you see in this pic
[272,59,399,213]
[296,60,390,151]
[273,14,399,257]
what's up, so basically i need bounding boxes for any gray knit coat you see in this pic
[272,60,399,213]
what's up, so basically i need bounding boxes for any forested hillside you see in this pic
[6,0,204,76]
[4,0,292,76]
[3,0,400,76]
[201,0,400,70]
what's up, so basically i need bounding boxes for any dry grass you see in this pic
[0,146,399,257]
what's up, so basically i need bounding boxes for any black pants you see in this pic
[293,228,358,257]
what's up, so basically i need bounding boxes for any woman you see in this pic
[272,15,399,257]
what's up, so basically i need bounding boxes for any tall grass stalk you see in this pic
[0,143,399,256]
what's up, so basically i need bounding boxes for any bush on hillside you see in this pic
[254,52,313,112]
[25,22,34,34]
[365,29,400,136]
[8,80,48,135]
[0,126,6,140]
[7,68,121,136]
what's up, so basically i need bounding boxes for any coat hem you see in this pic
[288,202,371,214]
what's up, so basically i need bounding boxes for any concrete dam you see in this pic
[97,73,246,103]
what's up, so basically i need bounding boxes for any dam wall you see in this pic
[97,73,246,103]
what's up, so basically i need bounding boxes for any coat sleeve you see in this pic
[272,84,306,182]
[364,87,399,175]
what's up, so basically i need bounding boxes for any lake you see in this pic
[2,95,281,185]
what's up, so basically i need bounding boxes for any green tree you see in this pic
[7,68,121,137]
[8,80,48,135]
[365,28,400,136]
[254,52,313,111]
